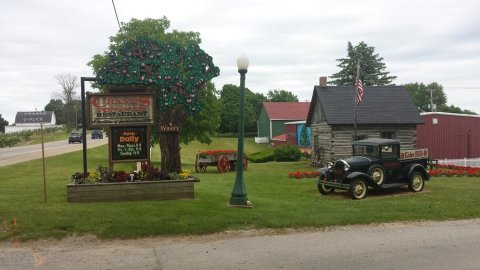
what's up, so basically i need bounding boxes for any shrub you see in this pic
[273,144,302,162]
[248,150,274,163]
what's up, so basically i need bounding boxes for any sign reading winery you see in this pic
[88,93,154,127]
[111,126,148,161]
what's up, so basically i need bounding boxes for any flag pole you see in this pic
[354,62,360,141]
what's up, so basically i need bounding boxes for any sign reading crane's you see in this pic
[87,93,154,127]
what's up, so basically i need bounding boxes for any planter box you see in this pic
[67,179,199,203]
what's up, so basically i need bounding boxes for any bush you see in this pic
[273,144,302,162]
[248,150,274,163]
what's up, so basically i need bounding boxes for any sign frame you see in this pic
[87,93,155,128]
[109,126,150,163]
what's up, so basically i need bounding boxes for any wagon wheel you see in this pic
[217,155,231,173]
[195,161,207,173]
[243,155,248,170]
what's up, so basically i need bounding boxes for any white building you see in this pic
[5,111,59,133]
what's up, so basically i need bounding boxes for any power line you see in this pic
[111,0,121,30]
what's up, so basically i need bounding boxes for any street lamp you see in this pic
[229,54,252,208]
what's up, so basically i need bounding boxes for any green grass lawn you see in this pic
[1,138,479,241]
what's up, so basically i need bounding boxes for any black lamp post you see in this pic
[229,54,252,208]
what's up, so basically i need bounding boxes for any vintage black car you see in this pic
[68,132,82,144]
[317,138,430,200]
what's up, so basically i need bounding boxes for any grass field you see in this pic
[1,138,479,241]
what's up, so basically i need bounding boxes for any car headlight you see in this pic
[327,162,333,169]
[344,162,350,172]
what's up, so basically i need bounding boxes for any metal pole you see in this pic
[353,62,360,141]
[229,69,251,207]
[80,77,96,174]
[41,123,47,203]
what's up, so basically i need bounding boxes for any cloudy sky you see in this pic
[1,0,479,123]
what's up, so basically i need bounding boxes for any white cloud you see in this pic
[1,0,479,123]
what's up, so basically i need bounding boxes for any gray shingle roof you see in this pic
[14,111,54,124]
[307,85,424,125]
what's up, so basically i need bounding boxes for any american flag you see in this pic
[356,79,364,105]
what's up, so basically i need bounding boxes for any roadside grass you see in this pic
[1,138,479,241]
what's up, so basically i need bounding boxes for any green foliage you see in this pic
[0,114,8,133]
[273,144,302,162]
[96,37,220,114]
[175,82,222,144]
[248,150,274,163]
[405,82,447,112]
[267,89,299,102]
[44,99,66,125]
[405,82,476,114]
[0,134,21,147]
[330,41,397,86]
[219,84,266,133]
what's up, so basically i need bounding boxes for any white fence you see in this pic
[437,158,480,168]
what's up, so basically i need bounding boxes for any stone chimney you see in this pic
[319,76,327,88]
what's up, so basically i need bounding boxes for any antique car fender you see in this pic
[345,171,381,189]
[405,163,430,181]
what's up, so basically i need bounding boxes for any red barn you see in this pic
[416,112,480,159]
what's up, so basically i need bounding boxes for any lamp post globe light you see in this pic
[229,54,252,208]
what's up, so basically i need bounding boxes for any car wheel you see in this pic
[368,164,386,185]
[349,179,368,200]
[317,175,334,195]
[408,171,425,192]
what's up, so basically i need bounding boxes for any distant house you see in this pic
[271,121,312,149]
[256,102,310,143]
[306,77,423,162]
[5,111,57,133]
[417,112,480,159]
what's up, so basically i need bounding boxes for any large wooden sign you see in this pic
[87,93,154,127]
[111,126,148,161]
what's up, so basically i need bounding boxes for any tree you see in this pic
[330,41,397,86]
[55,74,79,130]
[405,82,447,112]
[90,18,220,174]
[405,82,477,114]
[267,89,298,102]
[219,84,266,134]
[0,114,8,133]
[44,99,66,125]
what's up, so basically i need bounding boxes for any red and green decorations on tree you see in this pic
[96,37,220,114]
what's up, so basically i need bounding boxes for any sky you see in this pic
[1,0,480,124]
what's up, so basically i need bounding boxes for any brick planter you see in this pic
[67,179,199,203]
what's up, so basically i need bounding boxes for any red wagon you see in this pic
[195,150,248,173]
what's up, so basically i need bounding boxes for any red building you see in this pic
[416,112,480,159]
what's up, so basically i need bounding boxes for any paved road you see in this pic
[1,219,479,270]
[0,137,108,167]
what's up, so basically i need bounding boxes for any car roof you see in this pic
[352,138,400,146]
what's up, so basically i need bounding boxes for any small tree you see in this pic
[0,114,8,133]
[55,74,79,130]
[330,41,397,86]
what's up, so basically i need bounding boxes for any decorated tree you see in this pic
[95,35,219,173]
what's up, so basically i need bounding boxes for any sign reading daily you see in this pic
[88,93,154,127]
[111,127,148,161]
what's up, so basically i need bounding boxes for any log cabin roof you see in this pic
[306,85,424,125]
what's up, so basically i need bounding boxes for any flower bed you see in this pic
[198,149,237,158]
[287,171,319,179]
[67,163,199,203]
[429,164,480,177]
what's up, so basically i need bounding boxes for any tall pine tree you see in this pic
[330,41,396,86]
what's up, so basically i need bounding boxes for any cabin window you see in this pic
[354,135,368,141]
[381,131,395,139]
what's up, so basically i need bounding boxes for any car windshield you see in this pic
[353,145,379,157]
[71,133,80,136]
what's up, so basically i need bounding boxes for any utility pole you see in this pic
[430,88,433,112]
